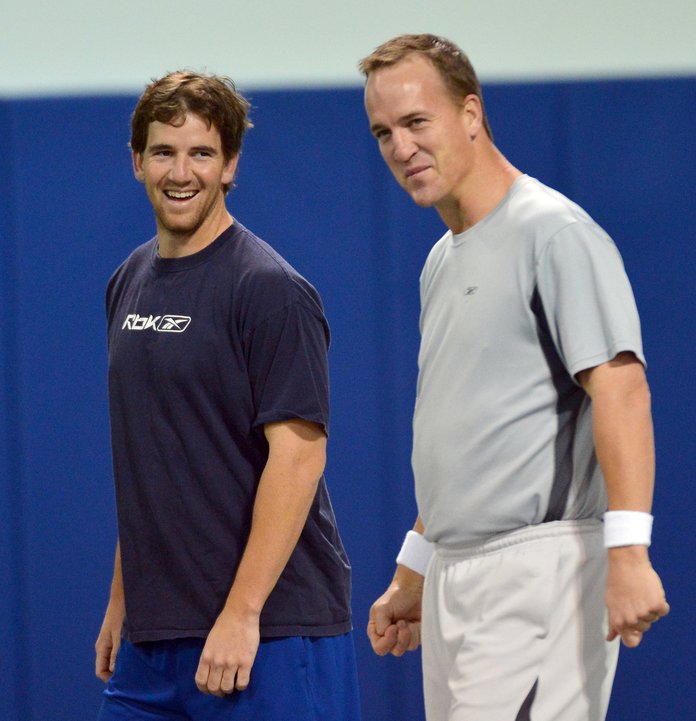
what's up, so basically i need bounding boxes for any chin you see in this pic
[157,211,199,234]
[407,182,442,208]
[410,193,437,208]
[166,223,201,236]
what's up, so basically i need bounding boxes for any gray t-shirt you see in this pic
[413,175,645,547]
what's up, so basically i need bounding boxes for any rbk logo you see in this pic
[157,315,192,332]
[122,314,192,333]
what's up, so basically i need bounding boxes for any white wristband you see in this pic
[603,511,653,548]
[396,530,435,576]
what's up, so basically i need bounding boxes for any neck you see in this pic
[157,203,234,259]
[438,145,522,235]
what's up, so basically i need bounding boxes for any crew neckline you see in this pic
[450,175,530,245]
[150,222,239,273]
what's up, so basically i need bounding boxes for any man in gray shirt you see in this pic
[361,34,669,721]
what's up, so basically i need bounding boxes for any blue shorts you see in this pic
[97,634,361,721]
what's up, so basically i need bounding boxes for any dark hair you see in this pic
[130,71,253,192]
[359,34,492,139]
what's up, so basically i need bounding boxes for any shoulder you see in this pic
[506,177,617,261]
[230,223,305,280]
[509,176,595,234]
[106,238,155,304]
[421,229,454,284]
[232,222,324,308]
[223,222,327,324]
[109,238,154,278]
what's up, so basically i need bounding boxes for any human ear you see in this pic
[221,153,240,187]
[461,94,483,139]
[132,151,145,183]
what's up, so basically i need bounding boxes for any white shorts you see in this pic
[422,520,619,721]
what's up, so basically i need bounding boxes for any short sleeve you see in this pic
[535,222,645,380]
[244,299,331,433]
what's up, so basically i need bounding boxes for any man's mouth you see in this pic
[405,165,429,179]
[165,190,198,200]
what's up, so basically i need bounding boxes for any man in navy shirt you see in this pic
[94,71,360,721]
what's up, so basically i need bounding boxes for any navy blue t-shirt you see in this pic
[106,221,352,642]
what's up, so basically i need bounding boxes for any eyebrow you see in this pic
[370,111,428,135]
[147,143,219,154]
[147,143,173,153]
[190,145,218,154]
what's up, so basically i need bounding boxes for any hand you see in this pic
[195,609,260,696]
[605,546,670,648]
[95,596,125,682]
[367,567,424,657]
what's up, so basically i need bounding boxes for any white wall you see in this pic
[1,0,695,96]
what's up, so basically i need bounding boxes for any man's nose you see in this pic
[169,155,192,183]
[392,130,417,162]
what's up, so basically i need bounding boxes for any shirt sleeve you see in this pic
[535,221,645,380]
[244,298,331,434]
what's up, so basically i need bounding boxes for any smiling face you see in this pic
[132,113,238,256]
[365,53,483,215]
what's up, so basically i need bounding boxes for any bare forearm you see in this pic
[223,468,319,616]
[579,352,655,511]
[591,376,654,511]
[221,422,325,618]
[196,420,327,695]
[110,540,125,601]
[95,539,125,681]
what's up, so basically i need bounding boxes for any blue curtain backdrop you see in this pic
[1,78,695,720]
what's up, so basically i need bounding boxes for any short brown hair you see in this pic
[359,34,492,139]
[130,71,253,192]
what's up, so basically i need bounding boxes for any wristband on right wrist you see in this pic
[396,530,435,576]
[603,510,653,548]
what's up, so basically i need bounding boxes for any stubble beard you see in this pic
[155,193,220,240]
